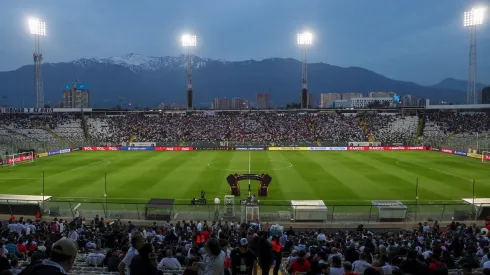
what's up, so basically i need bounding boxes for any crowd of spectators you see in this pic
[2,214,490,275]
[2,111,490,148]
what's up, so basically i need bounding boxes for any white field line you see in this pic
[395,160,475,182]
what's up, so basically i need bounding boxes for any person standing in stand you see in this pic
[229,238,257,275]
[271,236,282,275]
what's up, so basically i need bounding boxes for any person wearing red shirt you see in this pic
[201,229,210,243]
[290,251,310,274]
[10,215,15,222]
[35,212,41,222]
[16,240,27,258]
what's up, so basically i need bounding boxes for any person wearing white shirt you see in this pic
[352,253,371,274]
[481,249,490,267]
[422,249,432,260]
[119,232,144,275]
[85,240,96,250]
[197,221,203,232]
[327,247,342,263]
[157,249,182,270]
[8,222,17,233]
[86,250,105,266]
[317,231,326,242]
[68,230,79,241]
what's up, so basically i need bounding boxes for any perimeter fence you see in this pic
[26,200,479,224]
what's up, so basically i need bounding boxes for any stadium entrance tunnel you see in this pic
[226,174,272,197]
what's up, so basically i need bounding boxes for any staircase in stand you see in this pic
[81,116,90,141]
[44,126,64,141]
[358,117,374,142]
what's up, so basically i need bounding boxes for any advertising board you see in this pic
[129,142,156,147]
[118,147,153,151]
[195,147,234,151]
[235,148,265,151]
[307,147,347,151]
[155,147,194,151]
[38,152,48,158]
[439,148,454,154]
[347,146,426,151]
[268,147,308,151]
[82,147,119,151]
[454,151,467,156]
[467,152,482,159]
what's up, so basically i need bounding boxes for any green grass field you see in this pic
[1,150,489,206]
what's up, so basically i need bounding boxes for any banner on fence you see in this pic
[155,147,194,151]
[82,147,119,151]
[467,152,482,159]
[7,155,33,164]
[129,142,156,147]
[439,148,454,154]
[430,147,440,151]
[235,147,265,151]
[454,151,467,156]
[38,152,48,158]
[268,147,308,151]
[307,147,347,151]
[195,147,234,151]
[118,147,154,151]
[347,146,426,151]
[72,147,81,152]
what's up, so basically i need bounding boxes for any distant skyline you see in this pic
[0,0,489,86]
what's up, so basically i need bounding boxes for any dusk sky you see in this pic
[0,0,489,85]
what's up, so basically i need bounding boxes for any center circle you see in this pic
[207,160,293,172]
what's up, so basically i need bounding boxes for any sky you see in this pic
[0,0,489,86]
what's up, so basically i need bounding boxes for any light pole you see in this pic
[464,7,485,104]
[297,32,313,109]
[29,18,46,109]
[182,34,197,110]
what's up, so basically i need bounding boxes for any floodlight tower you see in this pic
[464,7,485,104]
[297,32,312,109]
[182,34,197,110]
[29,18,46,109]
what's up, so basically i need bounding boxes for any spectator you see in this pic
[329,256,344,275]
[352,253,371,274]
[157,249,181,270]
[343,261,357,275]
[229,238,257,275]
[129,243,161,275]
[107,250,122,272]
[196,238,225,275]
[20,237,78,275]
[289,250,310,274]
[8,260,21,275]
[119,232,145,275]
[399,250,429,275]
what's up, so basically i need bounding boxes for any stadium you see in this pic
[2,3,490,275]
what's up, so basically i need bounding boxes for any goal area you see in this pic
[0,152,34,167]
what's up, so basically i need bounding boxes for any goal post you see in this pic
[0,152,34,167]
[482,151,490,163]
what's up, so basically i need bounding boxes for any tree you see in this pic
[286,102,301,109]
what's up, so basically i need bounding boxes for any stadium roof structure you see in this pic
[426,103,490,110]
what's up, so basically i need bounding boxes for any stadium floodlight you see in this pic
[297,32,313,45]
[463,7,485,104]
[181,34,197,110]
[29,17,46,109]
[29,18,46,36]
[182,34,197,47]
[464,7,485,27]
[297,32,313,109]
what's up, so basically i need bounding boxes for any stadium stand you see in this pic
[0,216,489,275]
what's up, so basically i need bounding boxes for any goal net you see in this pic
[0,152,34,167]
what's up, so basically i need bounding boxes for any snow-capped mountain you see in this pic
[72,53,229,72]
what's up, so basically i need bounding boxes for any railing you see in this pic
[36,200,478,223]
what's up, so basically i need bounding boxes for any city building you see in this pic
[308,94,314,108]
[347,97,394,108]
[62,81,90,108]
[332,99,348,108]
[368,92,396,98]
[256,92,270,109]
[212,98,232,109]
[231,98,249,109]
[320,93,341,108]
[341,93,363,100]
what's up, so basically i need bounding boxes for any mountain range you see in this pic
[0,53,486,108]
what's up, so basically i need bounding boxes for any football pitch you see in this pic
[1,150,490,206]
